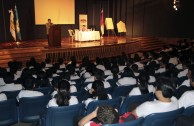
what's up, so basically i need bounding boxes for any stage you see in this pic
[0,36,166,68]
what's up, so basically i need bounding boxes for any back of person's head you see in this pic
[92,80,108,100]
[111,65,119,79]
[58,58,64,65]
[133,53,140,62]
[96,57,103,65]
[56,91,70,106]
[94,69,105,81]
[45,58,51,64]
[58,80,70,93]
[24,78,35,90]
[138,71,149,94]
[97,105,119,124]
[131,64,139,72]
[3,72,14,84]
[61,72,71,80]
[66,64,75,75]
[156,77,175,98]
[121,67,135,78]
[41,62,46,68]
[117,56,125,66]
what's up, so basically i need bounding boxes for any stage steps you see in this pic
[0,47,43,68]
[133,37,167,51]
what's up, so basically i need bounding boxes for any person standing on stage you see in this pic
[46,19,53,46]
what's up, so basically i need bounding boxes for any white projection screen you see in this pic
[34,0,75,25]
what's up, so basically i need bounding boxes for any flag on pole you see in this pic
[9,9,16,41]
[100,9,104,37]
[14,5,22,41]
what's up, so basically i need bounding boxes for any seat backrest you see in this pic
[44,103,85,126]
[0,99,18,126]
[111,85,134,98]
[141,107,184,126]
[102,117,144,126]
[86,97,122,115]
[19,95,51,123]
[34,87,53,95]
[119,93,154,115]
[182,105,194,116]
[2,90,20,99]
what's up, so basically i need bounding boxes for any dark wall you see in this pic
[0,0,194,42]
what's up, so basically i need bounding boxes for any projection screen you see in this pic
[34,0,75,25]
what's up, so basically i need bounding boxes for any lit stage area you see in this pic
[0,36,166,68]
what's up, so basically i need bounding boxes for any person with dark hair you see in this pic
[131,77,178,118]
[35,70,51,88]
[84,69,111,90]
[83,80,112,107]
[128,71,155,96]
[116,67,136,86]
[0,72,23,92]
[78,105,119,126]
[133,53,144,70]
[45,58,53,68]
[95,57,105,71]
[131,64,139,77]
[105,65,120,81]
[57,58,66,69]
[66,64,80,81]
[46,19,53,46]
[17,78,43,101]
[47,80,78,107]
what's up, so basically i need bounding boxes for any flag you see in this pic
[100,9,104,36]
[9,9,16,41]
[14,5,22,41]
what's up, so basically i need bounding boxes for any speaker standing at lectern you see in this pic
[46,19,53,46]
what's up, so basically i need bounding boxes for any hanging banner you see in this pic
[79,14,87,31]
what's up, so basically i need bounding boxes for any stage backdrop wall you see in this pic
[0,0,194,42]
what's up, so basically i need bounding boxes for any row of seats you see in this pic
[1,95,194,126]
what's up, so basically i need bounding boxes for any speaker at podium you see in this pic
[49,25,61,47]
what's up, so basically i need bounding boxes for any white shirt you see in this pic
[96,65,106,71]
[134,62,144,70]
[0,78,5,86]
[177,69,188,78]
[84,94,112,108]
[176,64,183,70]
[85,81,111,91]
[104,70,112,76]
[169,57,178,65]
[17,90,44,101]
[70,75,80,81]
[178,79,190,88]
[0,83,23,92]
[155,67,166,74]
[119,66,126,72]
[149,76,156,83]
[128,85,155,96]
[179,91,194,108]
[136,96,178,117]
[84,76,95,83]
[0,93,7,101]
[47,96,78,107]
[116,77,136,86]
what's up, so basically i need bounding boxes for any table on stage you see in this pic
[75,30,100,41]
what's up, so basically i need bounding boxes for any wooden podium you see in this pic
[49,25,61,47]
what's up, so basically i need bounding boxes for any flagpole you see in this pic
[2,0,7,41]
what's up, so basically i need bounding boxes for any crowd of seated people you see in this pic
[0,39,194,125]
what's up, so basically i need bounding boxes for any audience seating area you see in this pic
[1,38,194,126]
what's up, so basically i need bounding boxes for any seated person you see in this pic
[83,80,112,107]
[131,77,178,118]
[178,90,194,108]
[116,67,136,86]
[78,105,119,126]
[0,92,7,101]
[129,71,155,96]
[17,78,43,101]
[0,72,23,92]
[47,80,78,107]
